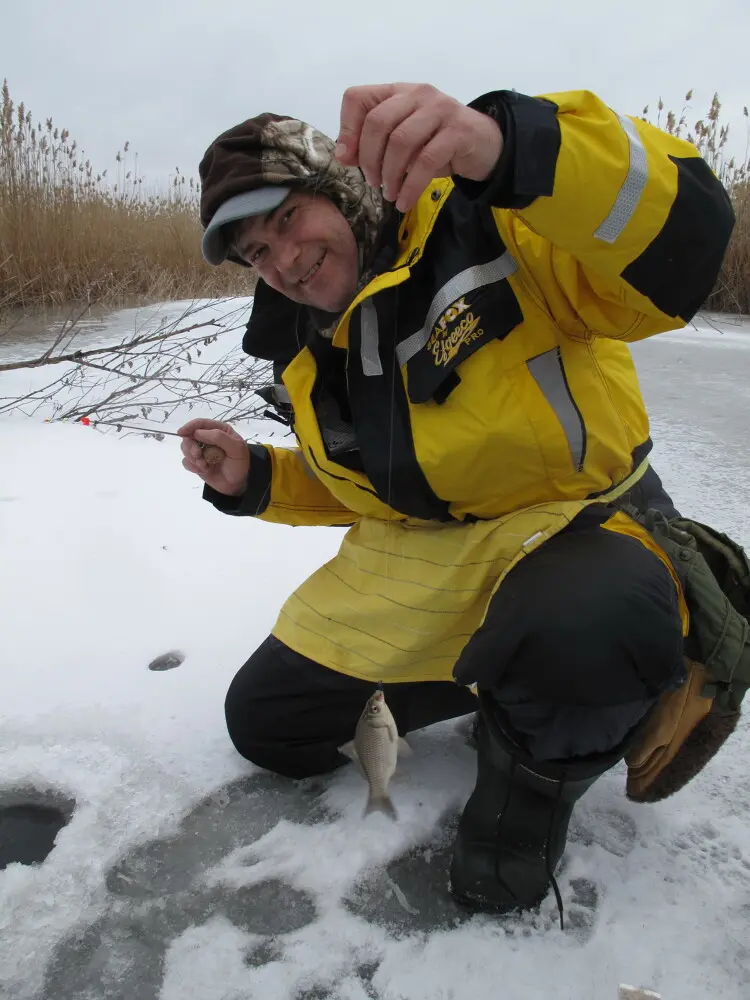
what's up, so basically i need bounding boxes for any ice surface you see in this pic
[1,304,749,999]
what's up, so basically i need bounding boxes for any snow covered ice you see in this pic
[1,303,749,1000]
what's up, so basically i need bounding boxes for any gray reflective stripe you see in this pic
[527,348,586,471]
[594,113,648,244]
[396,252,518,366]
[360,298,383,376]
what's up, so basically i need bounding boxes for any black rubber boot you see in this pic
[449,696,626,920]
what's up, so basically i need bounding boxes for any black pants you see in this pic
[225,469,685,777]
[225,636,480,778]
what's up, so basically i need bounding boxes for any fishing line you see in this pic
[380,282,401,693]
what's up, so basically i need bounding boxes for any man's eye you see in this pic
[280,207,295,226]
[248,247,266,265]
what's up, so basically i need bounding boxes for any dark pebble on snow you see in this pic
[148,651,185,672]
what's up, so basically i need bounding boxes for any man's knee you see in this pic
[222,639,310,776]
[454,522,686,703]
[223,638,352,779]
[224,667,287,773]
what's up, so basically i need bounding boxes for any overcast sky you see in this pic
[3,0,749,187]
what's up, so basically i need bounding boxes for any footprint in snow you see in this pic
[42,772,331,1000]
[665,819,750,886]
[294,963,381,1000]
[25,752,629,999]
[570,805,638,858]
[344,809,601,943]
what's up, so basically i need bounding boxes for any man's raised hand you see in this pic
[334,83,503,213]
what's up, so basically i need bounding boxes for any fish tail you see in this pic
[364,793,398,821]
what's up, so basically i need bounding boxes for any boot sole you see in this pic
[448,880,547,916]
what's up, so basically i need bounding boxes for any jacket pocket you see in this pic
[402,278,523,404]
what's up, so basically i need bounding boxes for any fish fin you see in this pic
[397,737,412,758]
[339,741,359,763]
[364,794,398,821]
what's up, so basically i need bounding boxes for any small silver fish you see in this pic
[341,689,411,820]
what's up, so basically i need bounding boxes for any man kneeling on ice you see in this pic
[179,83,744,916]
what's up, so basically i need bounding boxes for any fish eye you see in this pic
[371,705,380,713]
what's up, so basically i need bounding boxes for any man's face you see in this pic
[233,190,360,313]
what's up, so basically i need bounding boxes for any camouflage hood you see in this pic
[199,114,385,275]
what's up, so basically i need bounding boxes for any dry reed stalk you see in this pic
[0,80,251,313]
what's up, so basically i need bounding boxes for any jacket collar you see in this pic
[241,204,403,360]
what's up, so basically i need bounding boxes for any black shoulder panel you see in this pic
[622,155,735,321]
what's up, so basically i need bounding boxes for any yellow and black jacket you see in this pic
[206,89,733,684]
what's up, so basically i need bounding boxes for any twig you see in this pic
[618,988,662,1000]
[83,419,185,437]
[0,316,226,372]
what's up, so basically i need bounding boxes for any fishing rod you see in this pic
[76,417,226,465]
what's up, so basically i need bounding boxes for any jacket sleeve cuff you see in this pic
[202,443,273,516]
[452,90,561,210]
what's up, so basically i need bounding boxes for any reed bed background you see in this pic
[0,80,250,312]
[0,81,747,314]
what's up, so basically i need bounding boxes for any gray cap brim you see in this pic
[202,186,291,265]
